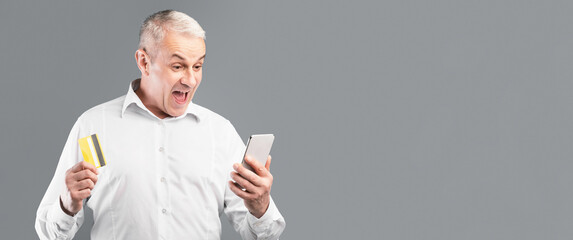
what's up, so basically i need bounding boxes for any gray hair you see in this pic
[138,10,205,59]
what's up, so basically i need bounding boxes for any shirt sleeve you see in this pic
[35,119,85,240]
[223,122,286,240]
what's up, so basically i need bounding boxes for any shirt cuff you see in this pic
[246,197,282,233]
[47,196,78,231]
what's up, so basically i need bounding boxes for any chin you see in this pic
[167,110,184,117]
[167,106,188,117]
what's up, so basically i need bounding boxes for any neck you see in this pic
[134,79,169,119]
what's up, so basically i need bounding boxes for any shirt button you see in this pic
[158,147,164,152]
[162,209,167,214]
[160,177,166,182]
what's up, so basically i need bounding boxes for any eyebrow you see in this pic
[171,53,206,62]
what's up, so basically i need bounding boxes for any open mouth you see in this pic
[172,90,189,105]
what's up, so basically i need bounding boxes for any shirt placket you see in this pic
[156,120,170,240]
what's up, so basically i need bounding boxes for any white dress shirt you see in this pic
[35,79,285,240]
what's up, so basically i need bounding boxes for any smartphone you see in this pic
[242,134,275,172]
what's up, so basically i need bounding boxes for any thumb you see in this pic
[265,155,272,171]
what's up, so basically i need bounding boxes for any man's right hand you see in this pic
[60,161,98,216]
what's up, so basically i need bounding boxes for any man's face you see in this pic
[140,31,206,118]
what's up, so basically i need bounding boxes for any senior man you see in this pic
[35,10,285,239]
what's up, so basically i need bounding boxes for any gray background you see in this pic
[1,0,573,239]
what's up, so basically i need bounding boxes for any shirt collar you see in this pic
[121,79,201,121]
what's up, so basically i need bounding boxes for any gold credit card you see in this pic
[78,134,106,168]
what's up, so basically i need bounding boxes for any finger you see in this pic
[72,169,98,184]
[265,155,272,171]
[71,161,98,174]
[244,156,270,178]
[230,171,256,192]
[70,161,87,173]
[72,169,98,182]
[73,178,95,191]
[234,162,263,186]
[82,161,99,174]
[71,188,91,201]
[228,181,254,199]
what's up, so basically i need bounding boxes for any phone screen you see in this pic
[242,134,274,172]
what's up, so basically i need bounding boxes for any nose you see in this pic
[180,68,197,88]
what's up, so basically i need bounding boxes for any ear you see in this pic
[135,49,150,76]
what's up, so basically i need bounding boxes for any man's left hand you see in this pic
[229,155,273,218]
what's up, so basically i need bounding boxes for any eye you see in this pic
[172,64,184,71]
[193,65,202,71]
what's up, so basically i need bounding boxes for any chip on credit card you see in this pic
[78,134,106,168]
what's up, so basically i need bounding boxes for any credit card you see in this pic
[78,134,106,168]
